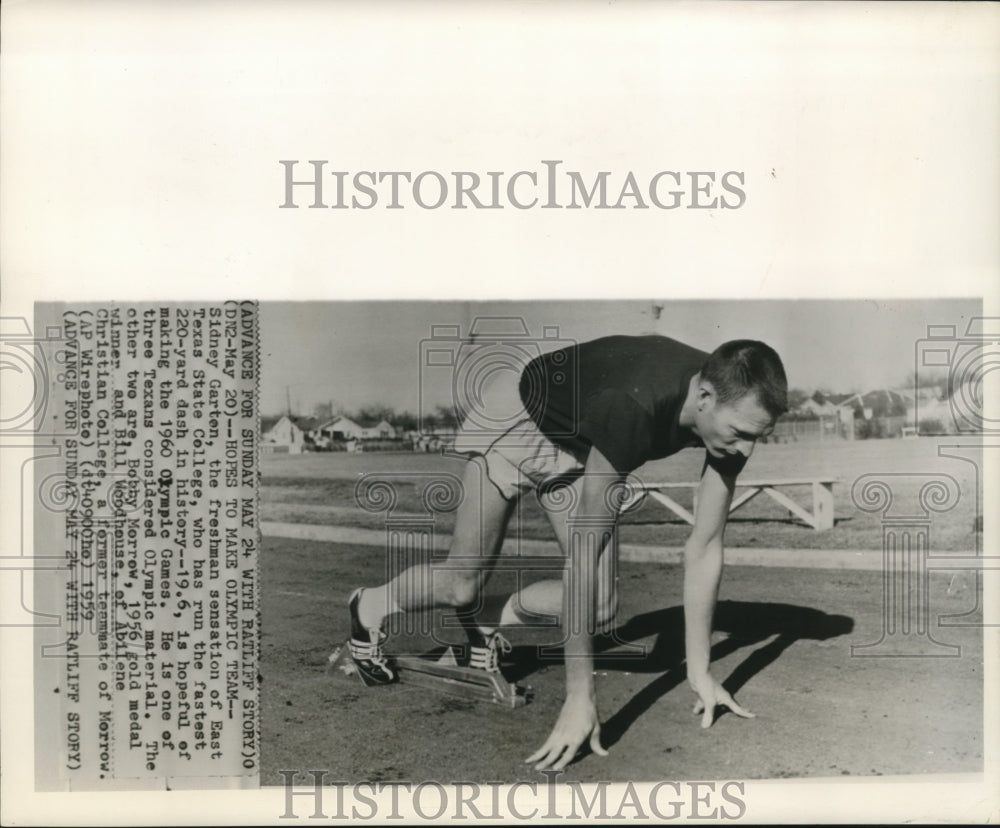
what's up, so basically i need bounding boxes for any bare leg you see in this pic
[501,476,618,632]
[358,456,517,629]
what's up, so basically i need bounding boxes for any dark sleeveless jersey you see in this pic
[519,334,745,476]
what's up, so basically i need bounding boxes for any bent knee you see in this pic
[435,569,481,609]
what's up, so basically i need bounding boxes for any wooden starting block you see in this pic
[328,645,530,708]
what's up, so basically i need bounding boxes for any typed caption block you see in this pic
[32,302,260,791]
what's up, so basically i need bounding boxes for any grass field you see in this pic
[262,437,983,551]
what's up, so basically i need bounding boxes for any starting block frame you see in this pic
[394,651,530,708]
[329,645,530,708]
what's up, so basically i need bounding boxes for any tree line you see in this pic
[310,401,460,432]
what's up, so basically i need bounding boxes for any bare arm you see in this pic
[563,446,619,706]
[527,446,620,770]
[684,458,755,727]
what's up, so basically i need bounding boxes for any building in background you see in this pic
[262,415,324,453]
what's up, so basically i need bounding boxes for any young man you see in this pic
[343,334,787,771]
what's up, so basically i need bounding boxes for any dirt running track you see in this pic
[260,537,983,785]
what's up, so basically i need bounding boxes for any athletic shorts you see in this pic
[451,369,585,499]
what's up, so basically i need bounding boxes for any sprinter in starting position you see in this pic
[342,334,787,771]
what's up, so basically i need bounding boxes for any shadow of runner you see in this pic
[598,601,854,748]
[383,600,853,765]
[503,601,853,755]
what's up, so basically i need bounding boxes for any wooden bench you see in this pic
[620,477,838,531]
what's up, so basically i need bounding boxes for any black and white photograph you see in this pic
[1,2,997,824]
[258,299,987,790]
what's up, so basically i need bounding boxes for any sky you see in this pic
[259,298,982,417]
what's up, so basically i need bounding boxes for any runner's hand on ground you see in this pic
[525,696,608,771]
[689,673,755,729]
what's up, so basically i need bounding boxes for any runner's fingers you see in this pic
[721,693,755,718]
[529,733,606,769]
[701,703,714,729]
[525,742,555,764]
[692,699,705,715]
[531,743,567,770]
[551,744,577,771]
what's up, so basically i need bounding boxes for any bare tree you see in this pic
[433,404,459,431]
[787,388,809,410]
[313,401,334,421]
[355,403,397,424]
